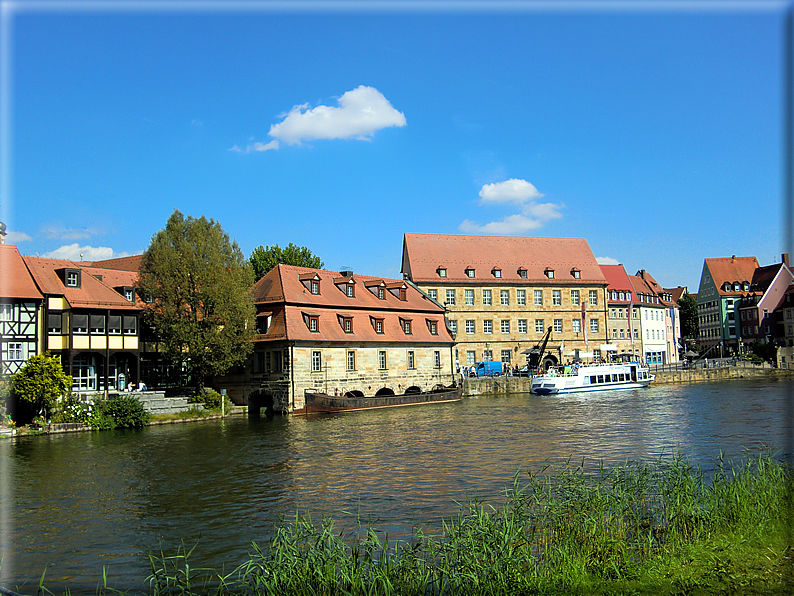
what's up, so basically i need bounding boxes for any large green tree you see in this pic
[138,210,256,392]
[250,243,324,281]
[678,292,699,339]
[12,352,72,419]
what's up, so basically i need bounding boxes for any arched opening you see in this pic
[404,386,422,395]
[344,390,365,398]
[541,355,558,372]
[375,387,395,396]
[247,390,274,417]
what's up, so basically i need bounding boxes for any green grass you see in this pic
[27,452,794,595]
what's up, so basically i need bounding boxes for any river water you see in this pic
[2,378,792,592]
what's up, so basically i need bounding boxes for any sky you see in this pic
[1,0,790,293]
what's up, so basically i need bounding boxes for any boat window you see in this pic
[590,376,597,384]
[619,374,625,381]
[597,375,604,383]
[612,374,618,382]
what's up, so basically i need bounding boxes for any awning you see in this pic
[600,344,618,352]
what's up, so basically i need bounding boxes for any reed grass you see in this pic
[25,452,794,595]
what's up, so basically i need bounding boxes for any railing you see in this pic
[649,358,773,373]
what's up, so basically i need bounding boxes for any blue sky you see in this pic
[1,1,788,292]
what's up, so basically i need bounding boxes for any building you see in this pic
[696,256,759,355]
[22,256,144,392]
[216,265,456,412]
[599,264,640,360]
[736,255,794,347]
[0,245,44,375]
[401,233,609,369]
[628,270,679,365]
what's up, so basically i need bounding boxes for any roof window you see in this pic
[544,268,555,279]
[517,268,528,279]
[492,267,501,279]
[571,268,581,279]
[465,267,475,278]
[437,267,447,278]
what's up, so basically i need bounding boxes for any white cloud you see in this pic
[5,230,32,243]
[40,225,100,240]
[41,244,133,262]
[596,256,620,265]
[461,178,563,235]
[232,86,406,152]
[478,179,544,205]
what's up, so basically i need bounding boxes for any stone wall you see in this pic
[116,391,203,416]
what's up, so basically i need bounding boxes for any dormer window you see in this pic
[465,268,475,278]
[371,316,385,334]
[303,312,320,332]
[743,282,750,291]
[545,268,554,279]
[437,267,447,278]
[400,318,413,335]
[339,316,353,334]
[299,272,322,295]
[427,319,438,335]
[386,282,408,301]
[378,287,385,300]
[63,268,81,288]
[517,268,528,279]
[124,288,134,302]
[311,281,320,294]
[733,282,741,292]
[492,268,501,279]
[571,268,581,279]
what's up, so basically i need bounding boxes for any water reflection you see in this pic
[2,378,791,592]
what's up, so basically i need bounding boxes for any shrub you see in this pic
[187,390,230,411]
[51,393,92,424]
[106,395,150,428]
[88,398,116,430]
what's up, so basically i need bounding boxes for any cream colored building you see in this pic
[402,234,609,370]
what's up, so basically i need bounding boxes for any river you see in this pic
[2,377,792,592]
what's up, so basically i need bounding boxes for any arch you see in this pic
[344,390,365,398]
[375,387,395,396]
[247,390,274,417]
[404,385,422,395]
[541,355,558,371]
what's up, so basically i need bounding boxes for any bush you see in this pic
[187,390,230,411]
[88,398,116,430]
[51,393,92,424]
[106,395,150,428]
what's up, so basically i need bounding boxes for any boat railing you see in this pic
[544,361,647,378]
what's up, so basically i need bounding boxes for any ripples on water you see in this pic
[3,378,792,591]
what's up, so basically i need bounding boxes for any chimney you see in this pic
[783,253,789,267]
[731,255,736,262]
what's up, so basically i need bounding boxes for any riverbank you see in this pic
[463,363,793,396]
[31,453,792,596]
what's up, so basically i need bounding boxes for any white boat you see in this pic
[529,361,653,395]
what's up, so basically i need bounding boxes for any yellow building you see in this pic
[401,233,609,370]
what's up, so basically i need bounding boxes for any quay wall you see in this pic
[462,365,793,396]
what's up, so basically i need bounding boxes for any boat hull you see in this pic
[530,363,653,396]
[532,379,652,395]
[303,385,463,413]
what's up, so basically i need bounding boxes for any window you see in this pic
[124,289,134,302]
[553,319,563,333]
[572,319,581,333]
[552,290,561,306]
[438,268,447,278]
[309,316,319,332]
[403,319,412,334]
[611,309,616,319]
[347,351,356,371]
[379,350,387,370]
[311,281,319,294]
[634,329,639,339]
[535,319,545,333]
[0,304,11,321]
[571,290,580,305]
[408,350,415,369]
[619,291,625,301]
[613,329,618,339]
[90,314,105,334]
[501,350,511,363]
[378,287,385,300]
[518,268,528,279]
[590,319,599,332]
[518,319,527,333]
[483,290,492,305]
[466,268,475,278]
[483,320,493,334]
[534,290,543,306]
[501,290,509,306]
[7,343,22,361]
[428,289,437,300]
[620,329,624,339]
[374,319,384,334]
[123,316,137,335]
[312,351,322,372]
[483,349,493,361]
[346,284,354,297]
[446,289,456,305]
[465,289,474,305]
[492,268,502,278]
[48,313,62,334]
[465,320,475,334]
[343,318,353,333]
[108,315,121,335]
[66,270,80,288]
[429,320,438,335]
[501,320,510,333]
[545,268,555,279]
[449,320,457,333]
[434,351,441,368]
[589,290,598,305]
[571,269,581,279]
[466,351,476,365]
[517,289,526,306]
[72,314,88,334]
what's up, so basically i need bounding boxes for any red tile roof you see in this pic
[0,245,42,300]
[704,256,759,296]
[254,265,453,344]
[87,254,142,272]
[23,256,139,310]
[599,264,637,303]
[402,233,606,284]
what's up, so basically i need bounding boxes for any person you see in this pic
[138,380,147,391]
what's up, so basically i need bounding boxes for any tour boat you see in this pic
[529,362,653,395]
[301,384,462,413]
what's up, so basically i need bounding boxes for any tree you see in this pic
[678,292,699,339]
[12,352,72,419]
[137,210,256,392]
[250,243,324,281]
